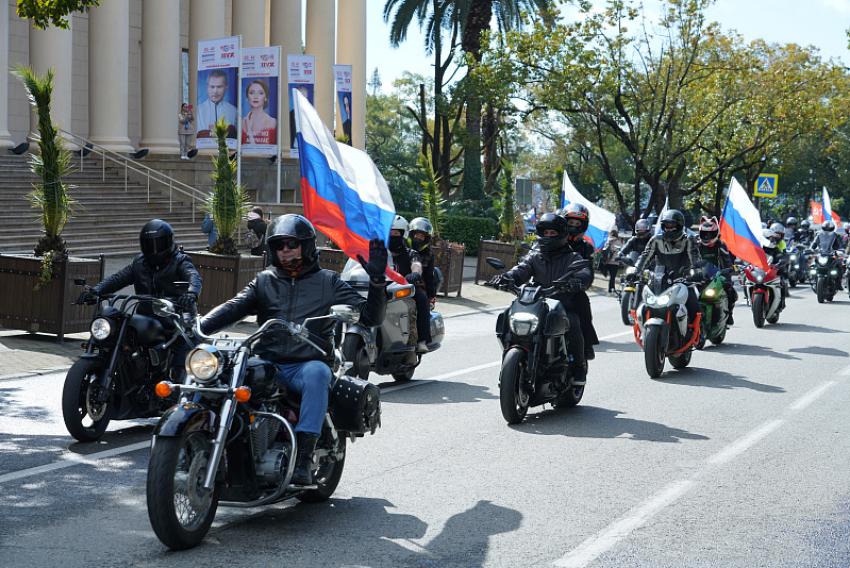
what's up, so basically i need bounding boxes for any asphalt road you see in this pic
[1,285,850,567]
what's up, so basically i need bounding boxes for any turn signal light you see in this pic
[395,288,412,299]
[155,382,173,398]
[234,386,251,402]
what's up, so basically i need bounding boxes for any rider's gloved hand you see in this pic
[405,272,422,286]
[489,274,513,289]
[76,290,98,305]
[177,292,197,313]
[567,278,585,293]
[357,238,388,285]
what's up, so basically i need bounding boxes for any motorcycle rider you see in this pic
[490,213,592,384]
[762,225,791,307]
[800,219,815,246]
[811,219,844,290]
[200,215,388,486]
[408,217,439,306]
[629,209,702,322]
[560,203,599,360]
[843,222,850,248]
[697,216,738,325]
[388,215,432,353]
[618,218,653,258]
[784,217,799,246]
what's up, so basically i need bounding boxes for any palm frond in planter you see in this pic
[208,116,249,256]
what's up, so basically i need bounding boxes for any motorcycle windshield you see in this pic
[702,262,720,280]
[651,265,670,295]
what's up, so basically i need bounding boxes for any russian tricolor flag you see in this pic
[813,187,841,225]
[719,178,769,271]
[293,89,405,284]
[561,172,616,251]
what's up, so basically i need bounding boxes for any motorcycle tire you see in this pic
[643,325,666,378]
[146,432,220,550]
[499,349,530,424]
[752,293,766,328]
[817,276,826,304]
[553,361,587,408]
[341,334,370,381]
[620,290,633,326]
[709,328,726,345]
[297,436,346,503]
[789,276,797,288]
[669,350,692,369]
[62,358,113,442]
[392,366,416,382]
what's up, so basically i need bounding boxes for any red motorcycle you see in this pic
[742,260,784,328]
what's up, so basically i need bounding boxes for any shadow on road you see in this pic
[788,346,849,357]
[759,322,848,334]
[0,385,50,421]
[719,343,800,360]
[382,379,498,405]
[655,367,786,393]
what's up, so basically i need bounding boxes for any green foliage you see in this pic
[419,152,447,240]
[207,117,249,256]
[17,0,100,30]
[397,210,497,256]
[497,159,517,240]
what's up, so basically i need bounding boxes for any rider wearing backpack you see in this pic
[246,206,269,256]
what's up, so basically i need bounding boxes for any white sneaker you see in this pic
[416,341,429,353]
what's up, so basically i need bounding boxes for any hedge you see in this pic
[397,211,497,255]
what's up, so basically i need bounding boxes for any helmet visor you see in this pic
[141,235,172,255]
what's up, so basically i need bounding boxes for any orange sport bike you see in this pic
[632,264,704,378]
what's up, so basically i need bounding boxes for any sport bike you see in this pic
[742,258,784,327]
[696,263,733,348]
[617,251,644,325]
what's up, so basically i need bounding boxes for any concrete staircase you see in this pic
[0,153,210,257]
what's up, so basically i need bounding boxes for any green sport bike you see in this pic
[696,263,733,349]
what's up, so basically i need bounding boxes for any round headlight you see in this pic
[509,313,539,336]
[705,288,716,297]
[90,318,112,340]
[656,295,670,306]
[186,346,222,383]
[818,256,828,266]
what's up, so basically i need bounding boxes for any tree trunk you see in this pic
[461,0,492,202]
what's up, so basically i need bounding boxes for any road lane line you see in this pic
[789,381,836,410]
[0,441,149,484]
[840,363,850,376]
[554,480,698,568]
[706,419,784,465]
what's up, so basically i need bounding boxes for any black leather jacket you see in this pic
[504,246,593,311]
[200,265,386,364]
[698,242,732,270]
[620,235,650,257]
[94,252,202,298]
[635,233,702,279]
[811,231,843,253]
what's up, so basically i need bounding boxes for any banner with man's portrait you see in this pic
[197,36,240,149]
[287,54,316,158]
[240,47,280,156]
[334,65,353,147]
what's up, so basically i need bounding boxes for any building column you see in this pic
[0,3,14,149]
[189,0,226,123]
[336,0,367,151]
[305,0,335,132]
[28,22,73,145]
[232,0,266,48]
[88,0,133,152]
[139,0,181,154]
[270,0,301,151]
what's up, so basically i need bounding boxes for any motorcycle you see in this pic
[696,263,733,348]
[807,248,844,303]
[617,251,644,326]
[62,280,197,442]
[787,244,807,287]
[146,306,380,550]
[339,259,445,382]
[632,264,704,378]
[742,257,784,327]
[485,257,591,424]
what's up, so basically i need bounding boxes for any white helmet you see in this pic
[391,215,409,238]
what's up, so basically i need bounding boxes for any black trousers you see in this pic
[413,287,432,343]
[565,312,585,366]
[573,291,599,346]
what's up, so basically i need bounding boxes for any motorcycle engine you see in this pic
[251,403,289,487]
[128,349,151,383]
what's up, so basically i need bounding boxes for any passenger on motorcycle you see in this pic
[409,217,439,304]
[388,215,432,353]
[200,215,388,485]
[630,209,702,322]
[698,216,738,325]
[491,213,592,383]
[559,203,599,360]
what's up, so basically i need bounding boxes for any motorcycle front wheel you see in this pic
[752,293,766,328]
[62,358,112,442]
[620,290,633,326]
[817,276,826,304]
[499,349,530,424]
[297,436,347,503]
[147,432,220,550]
[643,326,666,378]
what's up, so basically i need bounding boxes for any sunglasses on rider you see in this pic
[270,239,301,251]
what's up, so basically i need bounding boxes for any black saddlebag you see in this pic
[329,375,381,434]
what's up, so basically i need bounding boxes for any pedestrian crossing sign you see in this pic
[754,174,778,197]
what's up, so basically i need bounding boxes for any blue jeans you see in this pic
[273,361,332,435]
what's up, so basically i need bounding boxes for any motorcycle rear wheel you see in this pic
[341,334,370,381]
[709,328,726,345]
[62,358,112,442]
[620,290,633,326]
[147,432,220,550]
[499,349,530,424]
[297,436,346,503]
[669,350,692,369]
[392,366,416,382]
[643,326,666,378]
[752,293,766,328]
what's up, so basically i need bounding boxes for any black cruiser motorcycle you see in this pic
[145,305,380,550]
[485,257,591,424]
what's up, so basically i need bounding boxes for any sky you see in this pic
[364,0,850,93]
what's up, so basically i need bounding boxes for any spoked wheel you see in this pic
[643,326,666,378]
[147,432,220,550]
[499,349,530,424]
[341,334,371,380]
[61,359,113,442]
[620,290,633,326]
[752,293,766,328]
[297,434,347,503]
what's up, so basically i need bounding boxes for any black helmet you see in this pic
[801,219,811,230]
[634,218,651,239]
[139,219,175,267]
[408,217,433,251]
[535,213,569,253]
[266,214,318,269]
[659,209,685,241]
[786,216,797,228]
[822,219,836,232]
[561,203,590,241]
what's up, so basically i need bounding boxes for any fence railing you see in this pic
[59,129,207,223]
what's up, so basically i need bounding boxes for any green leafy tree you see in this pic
[17,0,100,30]
[496,159,517,240]
[207,117,249,256]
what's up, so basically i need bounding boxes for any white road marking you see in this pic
[706,419,784,465]
[789,381,835,410]
[840,363,850,376]
[0,441,149,484]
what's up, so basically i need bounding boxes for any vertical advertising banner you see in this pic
[197,36,240,150]
[287,54,316,158]
[240,47,279,156]
[334,64,353,146]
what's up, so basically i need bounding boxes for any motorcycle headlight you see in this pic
[509,313,539,336]
[789,254,798,261]
[756,275,764,283]
[90,317,112,340]
[625,267,637,275]
[186,346,222,383]
[705,288,716,297]
[818,256,828,266]
[656,295,670,306]
[830,270,838,275]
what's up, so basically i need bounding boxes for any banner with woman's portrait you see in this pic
[196,36,240,149]
[287,54,316,158]
[334,65,353,147]
[240,47,280,155]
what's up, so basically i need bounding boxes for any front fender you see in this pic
[645,318,669,350]
[152,402,217,437]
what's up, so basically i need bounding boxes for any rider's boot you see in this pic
[291,432,319,486]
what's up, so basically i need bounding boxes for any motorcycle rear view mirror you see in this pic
[486,257,506,271]
[74,279,86,286]
[520,243,533,251]
[152,299,177,318]
[570,259,591,270]
[620,257,634,266]
[172,281,191,293]
[330,304,360,324]
[693,259,707,268]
